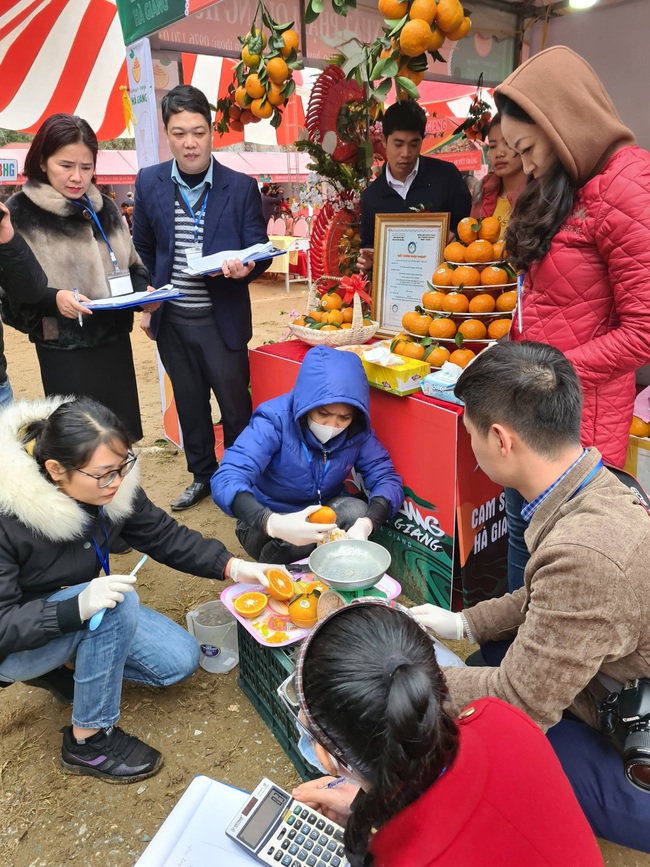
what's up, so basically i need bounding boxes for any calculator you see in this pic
[226,777,349,867]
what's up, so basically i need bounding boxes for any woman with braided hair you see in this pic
[290,601,603,867]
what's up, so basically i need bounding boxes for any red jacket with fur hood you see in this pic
[496,47,650,467]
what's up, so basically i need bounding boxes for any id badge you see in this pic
[185,245,203,265]
[106,269,134,297]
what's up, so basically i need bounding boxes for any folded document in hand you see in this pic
[182,242,286,276]
[83,287,184,310]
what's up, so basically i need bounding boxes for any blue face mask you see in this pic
[297,729,330,775]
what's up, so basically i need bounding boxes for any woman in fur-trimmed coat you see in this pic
[3,114,150,439]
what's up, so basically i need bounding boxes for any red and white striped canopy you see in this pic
[0,0,127,139]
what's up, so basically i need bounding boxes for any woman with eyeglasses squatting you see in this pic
[493,47,650,592]
[469,113,527,235]
[290,602,604,867]
[0,396,284,784]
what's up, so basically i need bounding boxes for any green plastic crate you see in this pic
[237,625,319,782]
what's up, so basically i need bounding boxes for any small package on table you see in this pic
[360,345,429,396]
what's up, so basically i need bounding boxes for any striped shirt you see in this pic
[520,448,589,523]
[169,197,211,310]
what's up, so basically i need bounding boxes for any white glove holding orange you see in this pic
[227,559,291,587]
[266,506,337,547]
[410,604,464,640]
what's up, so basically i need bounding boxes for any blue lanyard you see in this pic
[91,506,110,576]
[301,442,331,504]
[568,459,604,501]
[72,196,120,271]
[179,188,208,244]
[516,269,526,332]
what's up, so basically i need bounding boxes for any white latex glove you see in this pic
[227,559,290,587]
[266,506,337,546]
[410,604,464,640]
[346,517,373,541]
[77,574,137,622]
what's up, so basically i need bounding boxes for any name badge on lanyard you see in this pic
[180,188,208,264]
[76,196,134,297]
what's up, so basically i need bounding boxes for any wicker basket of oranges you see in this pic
[287,277,378,347]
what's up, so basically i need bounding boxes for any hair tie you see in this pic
[384,655,410,679]
[18,425,37,457]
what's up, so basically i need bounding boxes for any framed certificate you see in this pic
[372,212,450,338]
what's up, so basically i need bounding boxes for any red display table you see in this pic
[250,342,508,609]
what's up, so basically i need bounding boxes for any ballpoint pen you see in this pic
[323,777,350,790]
[73,288,84,328]
[88,554,148,632]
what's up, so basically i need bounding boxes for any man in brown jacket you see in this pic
[413,341,650,852]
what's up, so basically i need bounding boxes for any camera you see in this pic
[598,678,650,792]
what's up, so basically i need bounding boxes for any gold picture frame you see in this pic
[371,212,450,338]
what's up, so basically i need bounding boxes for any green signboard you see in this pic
[115,0,187,44]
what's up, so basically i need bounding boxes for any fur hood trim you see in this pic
[22,181,104,218]
[0,397,140,541]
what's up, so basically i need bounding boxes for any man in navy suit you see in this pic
[133,85,269,511]
[357,101,471,272]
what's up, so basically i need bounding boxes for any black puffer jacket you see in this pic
[0,397,233,662]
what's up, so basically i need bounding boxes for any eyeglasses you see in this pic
[74,453,137,488]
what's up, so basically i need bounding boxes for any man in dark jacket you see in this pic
[358,101,471,272]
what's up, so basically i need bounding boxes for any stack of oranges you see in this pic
[395,217,519,367]
[292,289,373,332]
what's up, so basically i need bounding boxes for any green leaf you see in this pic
[370,57,387,80]
[395,76,419,99]
[270,111,282,129]
[387,14,408,36]
[284,78,296,97]
[430,49,445,63]
[373,78,392,101]
[287,59,304,70]
[455,332,464,349]
[382,59,399,78]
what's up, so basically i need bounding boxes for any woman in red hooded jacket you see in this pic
[493,46,650,591]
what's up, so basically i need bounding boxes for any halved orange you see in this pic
[233,591,268,619]
[266,569,294,601]
[309,506,337,524]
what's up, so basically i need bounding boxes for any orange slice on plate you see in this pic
[266,569,294,601]
[233,591,268,619]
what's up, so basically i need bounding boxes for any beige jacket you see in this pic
[444,448,650,731]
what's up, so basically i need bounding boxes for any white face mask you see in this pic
[307,418,341,444]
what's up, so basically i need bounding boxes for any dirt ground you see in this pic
[0,276,647,867]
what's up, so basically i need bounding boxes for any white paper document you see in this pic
[83,286,184,310]
[182,242,287,276]
[135,775,254,867]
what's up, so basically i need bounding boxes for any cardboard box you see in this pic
[361,357,429,396]
[625,435,650,495]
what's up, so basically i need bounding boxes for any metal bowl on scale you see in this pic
[308,540,391,591]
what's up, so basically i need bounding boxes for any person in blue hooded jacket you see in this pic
[211,345,404,564]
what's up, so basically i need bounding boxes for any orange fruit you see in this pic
[280,29,300,58]
[630,416,650,438]
[245,74,265,99]
[397,65,425,87]
[401,342,425,360]
[446,15,471,41]
[288,594,318,629]
[428,26,445,51]
[449,348,476,368]
[435,0,464,33]
[341,306,354,323]
[320,292,343,311]
[469,293,496,313]
[442,292,469,313]
[308,309,324,321]
[429,318,457,339]
[308,580,328,595]
[309,505,337,524]
[378,0,408,17]
[465,239,494,263]
[292,316,306,326]
[325,309,344,325]
[250,98,273,119]
[432,265,454,287]
[451,265,480,288]
[481,265,508,286]
[241,45,260,67]
[444,241,466,263]
[487,318,512,339]
[402,310,432,335]
[427,345,451,367]
[493,240,507,260]
[267,82,287,106]
[233,591,268,619]
[320,324,339,331]
[266,569,295,601]
[399,19,432,57]
[422,289,446,310]
[458,319,487,340]
[340,323,352,329]
[234,86,248,107]
[392,337,413,356]
[409,0,437,24]
[266,56,289,85]
[478,216,500,243]
[496,290,517,312]
[457,217,480,246]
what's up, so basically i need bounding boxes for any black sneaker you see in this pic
[60,725,163,784]
[25,665,75,703]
